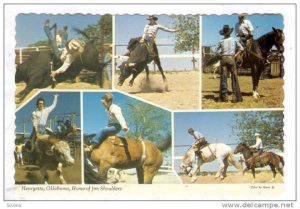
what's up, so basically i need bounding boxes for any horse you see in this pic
[15,29,106,104]
[179,143,241,183]
[84,134,171,184]
[237,27,284,98]
[31,135,75,184]
[234,143,284,183]
[118,37,166,87]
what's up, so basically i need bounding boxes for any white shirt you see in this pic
[56,52,78,74]
[251,137,263,149]
[193,131,205,140]
[107,104,128,129]
[32,96,58,132]
[142,24,176,40]
[235,19,254,37]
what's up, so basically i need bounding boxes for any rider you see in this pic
[85,93,129,152]
[251,133,264,155]
[188,128,207,154]
[30,94,59,158]
[44,20,85,82]
[139,15,180,61]
[235,13,254,47]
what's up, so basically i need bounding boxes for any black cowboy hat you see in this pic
[147,15,158,21]
[219,25,233,36]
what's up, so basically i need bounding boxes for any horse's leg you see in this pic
[40,166,49,184]
[56,162,67,184]
[222,158,229,179]
[269,164,276,183]
[251,167,256,183]
[129,70,139,87]
[136,166,144,184]
[215,156,225,179]
[143,166,157,184]
[190,157,200,183]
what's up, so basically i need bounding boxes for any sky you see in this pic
[15,14,101,47]
[15,92,81,136]
[202,14,284,47]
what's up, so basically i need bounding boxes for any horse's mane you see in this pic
[256,30,278,55]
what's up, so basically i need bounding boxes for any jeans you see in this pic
[44,26,61,60]
[91,124,122,145]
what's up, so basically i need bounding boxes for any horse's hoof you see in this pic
[61,179,67,184]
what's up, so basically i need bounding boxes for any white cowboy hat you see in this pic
[254,133,261,137]
[68,38,85,54]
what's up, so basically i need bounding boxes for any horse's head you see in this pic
[272,27,285,53]
[179,149,194,174]
[118,61,132,86]
[53,141,75,166]
[234,143,247,154]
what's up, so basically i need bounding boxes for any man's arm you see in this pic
[158,24,180,33]
[31,112,38,133]
[46,94,59,113]
[246,20,254,33]
[111,106,128,130]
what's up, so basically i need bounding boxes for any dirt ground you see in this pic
[15,82,102,109]
[179,170,284,184]
[202,73,284,109]
[14,146,82,184]
[115,71,199,110]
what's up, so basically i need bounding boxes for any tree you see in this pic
[27,40,49,47]
[171,15,199,70]
[123,99,171,143]
[231,111,284,151]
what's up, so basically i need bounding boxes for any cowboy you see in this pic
[85,93,129,152]
[251,133,264,155]
[50,38,85,79]
[188,128,207,153]
[139,15,180,61]
[235,13,254,46]
[216,25,244,103]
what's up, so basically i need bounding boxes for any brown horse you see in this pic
[237,27,285,99]
[234,143,284,183]
[85,135,170,184]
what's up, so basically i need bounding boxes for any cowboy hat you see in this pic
[147,15,158,21]
[238,13,248,18]
[254,133,261,137]
[68,38,85,54]
[219,25,233,36]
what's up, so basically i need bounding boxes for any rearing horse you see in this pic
[234,143,284,183]
[238,27,284,99]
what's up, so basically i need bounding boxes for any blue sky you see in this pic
[15,92,81,135]
[15,14,101,47]
[202,14,284,47]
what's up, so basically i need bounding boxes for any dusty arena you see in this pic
[115,71,200,110]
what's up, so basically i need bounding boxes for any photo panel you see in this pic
[202,14,284,109]
[82,91,179,184]
[15,14,113,108]
[174,110,284,184]
[114,14,200,110]
[15,91,82,184]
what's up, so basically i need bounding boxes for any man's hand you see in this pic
[54,94,59,98]
[123,127,129,132]
[50,71,57,78]
[139,38,145,44]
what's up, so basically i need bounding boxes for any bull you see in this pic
[118,37,166,87]
[33,136,75,184]
[15,30,106,104]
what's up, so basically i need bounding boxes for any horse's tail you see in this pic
[156,133,171,152]
[227,151,242,170]
[83,152,106,184]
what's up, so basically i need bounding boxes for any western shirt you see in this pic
[251,137,263,149]
[32,96,58,132]
[216,37,244,56]
[107,104,128,130]
[142,24,176,40]
[235,19,254,37]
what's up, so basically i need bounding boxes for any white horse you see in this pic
[179,143,242,183]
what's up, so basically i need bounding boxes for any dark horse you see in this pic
[118,37,166,86]
[237,27,284,98]
[84,134,171,184]
[234,143,284,183]
[15,29,105,104]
